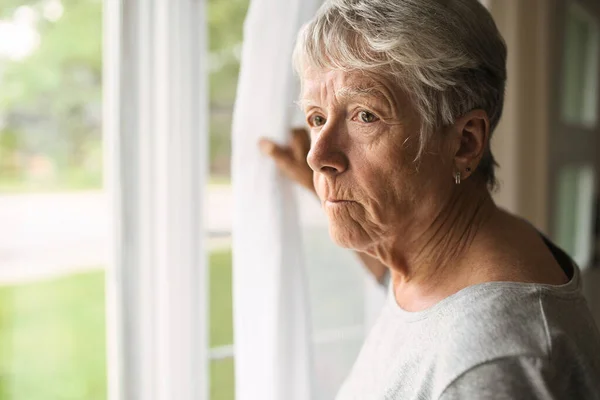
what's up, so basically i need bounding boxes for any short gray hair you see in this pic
[293,0,507,188]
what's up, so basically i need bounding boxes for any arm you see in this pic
[259,128,390,286]
[439,356,560,400]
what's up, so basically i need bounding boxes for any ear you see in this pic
[451,109,490,181]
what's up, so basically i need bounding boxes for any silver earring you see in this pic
[454,172,461,185]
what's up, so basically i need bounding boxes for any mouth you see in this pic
[325,199,355,207]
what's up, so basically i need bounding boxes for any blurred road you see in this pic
[0,191,109,283]
[0,185,323,284]
[0,186,233,283]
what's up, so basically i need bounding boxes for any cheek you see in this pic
[356,144,417,209]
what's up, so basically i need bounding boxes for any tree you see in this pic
[207,0,249,176]
[0,0,102,188]
[0,0,249,187]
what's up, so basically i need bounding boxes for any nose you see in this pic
[306,122,349,176]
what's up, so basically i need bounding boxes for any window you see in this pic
[0,1,106,399]
[553,164,596,267]
[550,1,600,268]
[207,0,249,398]
[1,1,383,399]
[300,215,372,398]
[561,3,600,127]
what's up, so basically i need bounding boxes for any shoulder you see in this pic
[438,284,551,357]
[438,356,558,400]
[438,354,600,400]
[426,284,551,396]
[429,282,600,398]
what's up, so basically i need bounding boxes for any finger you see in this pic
[259,138,287,158]
[291,128,310,161]
[258,137,296,169]
[273,154,299,180]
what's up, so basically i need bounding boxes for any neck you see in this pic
[370,181,498,311]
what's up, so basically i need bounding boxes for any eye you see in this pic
[358,111,377,123]
[310,114,326,127]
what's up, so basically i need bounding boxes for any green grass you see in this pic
[211,358,235,400]
[209,250,235,400]
[0,271,107,400]
[0,250,235,400]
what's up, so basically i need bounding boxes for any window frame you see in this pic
[547,0,600,268]
[104,0,210,399]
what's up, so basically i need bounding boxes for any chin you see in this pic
[327,220,370,251]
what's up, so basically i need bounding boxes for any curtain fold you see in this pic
[232,0,387,398]
[231,0,321,399]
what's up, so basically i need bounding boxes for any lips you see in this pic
[325,199,354,206]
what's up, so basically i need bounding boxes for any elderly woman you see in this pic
[260,0,600,398]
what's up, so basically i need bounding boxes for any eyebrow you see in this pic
[336,86,387,100]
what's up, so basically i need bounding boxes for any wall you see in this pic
[489,0,600,326]
[489,0,550,233]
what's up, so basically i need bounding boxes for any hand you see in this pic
[259,128,316,194]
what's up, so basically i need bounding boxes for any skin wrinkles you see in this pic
[303,68,439,249]
[298,67,567,312]
[302,67,481,295]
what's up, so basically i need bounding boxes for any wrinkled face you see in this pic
[301,68,455,251]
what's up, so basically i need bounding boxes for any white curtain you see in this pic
[232,1,386,399]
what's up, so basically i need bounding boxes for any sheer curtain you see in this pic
[231,0,320,399]
[231,0,385,399]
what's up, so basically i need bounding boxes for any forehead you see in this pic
[299,67,408,113]
[301,68,384,98]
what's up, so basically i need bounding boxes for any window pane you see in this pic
[210,358,235,400]
[0,1,106,399]
[209,250,233,349]
[299,190,372,400]
[207,0,249,398]
[561,4,600,127]
[554,164,596,268]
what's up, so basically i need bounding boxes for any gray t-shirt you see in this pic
[336,259,600,399]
